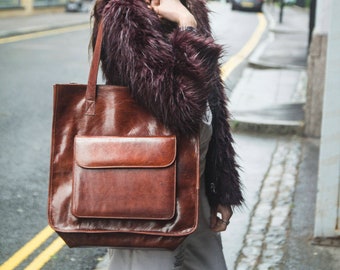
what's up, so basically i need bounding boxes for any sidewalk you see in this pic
[225,4,340,270]
[230,4,308,135]
[1,3,339,270]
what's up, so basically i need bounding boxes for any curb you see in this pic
[231,118,304,135]
[247,30,307,70]
[248,60,306,70]
[229,5,307,135]
[0,21,89,39]
[248,7,307,70]
[235,137,302,268]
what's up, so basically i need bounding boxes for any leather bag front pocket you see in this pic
[72,135,177,220]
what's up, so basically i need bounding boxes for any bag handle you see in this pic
[85,21,104,116]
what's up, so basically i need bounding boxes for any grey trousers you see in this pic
[108,121,227,270]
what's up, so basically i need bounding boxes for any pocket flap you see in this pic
[74,135,176,168]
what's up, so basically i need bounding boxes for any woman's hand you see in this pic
[210,204,233,232]
[146,0,197,28]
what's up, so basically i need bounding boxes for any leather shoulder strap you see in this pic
[85,21,103,115]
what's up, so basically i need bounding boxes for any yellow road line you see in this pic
[0,23,89,45]
[221,13,267,81]
[0,226,54,270]
[24,237,65,270]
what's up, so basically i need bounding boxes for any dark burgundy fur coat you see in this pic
[91,0,244,208]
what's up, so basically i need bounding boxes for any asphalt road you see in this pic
[0,2,260,269]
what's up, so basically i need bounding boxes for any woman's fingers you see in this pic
[210,205,233,232]
[149,0,196,27]
[152,0,160,5]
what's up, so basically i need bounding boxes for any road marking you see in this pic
[0,226,55,270]
[220,12,267,81]
[0,11,267,270]
[24,237,65,270]
[0,23,89,45]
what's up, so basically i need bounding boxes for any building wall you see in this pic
[304,0,332,137]
[314,0,340,239]
[304,34,327,137]
[0,0,66,17]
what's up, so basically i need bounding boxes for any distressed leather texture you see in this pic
[72,135,177,220]
[48,21,199,250]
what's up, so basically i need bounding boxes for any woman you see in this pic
[91,0,244,269]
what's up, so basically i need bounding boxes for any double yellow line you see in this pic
[0,24,89,270]
[0,12,267,270]
[0,226,64,270]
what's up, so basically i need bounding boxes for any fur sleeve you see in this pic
[99,0,222,135]
[205,76,244,208]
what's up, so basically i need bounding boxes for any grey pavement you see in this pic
[226,3,340,270]
[1,3,339,270]
[230,3,309,135]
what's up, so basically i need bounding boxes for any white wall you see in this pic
[314,0,340,237]
[314,0,332,34]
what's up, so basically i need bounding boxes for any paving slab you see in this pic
[222,132,279,269]
[229,4,309,134]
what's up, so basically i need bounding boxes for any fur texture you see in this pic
[91,0,244,207]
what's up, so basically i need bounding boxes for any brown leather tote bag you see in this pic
[47,22,199,250]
